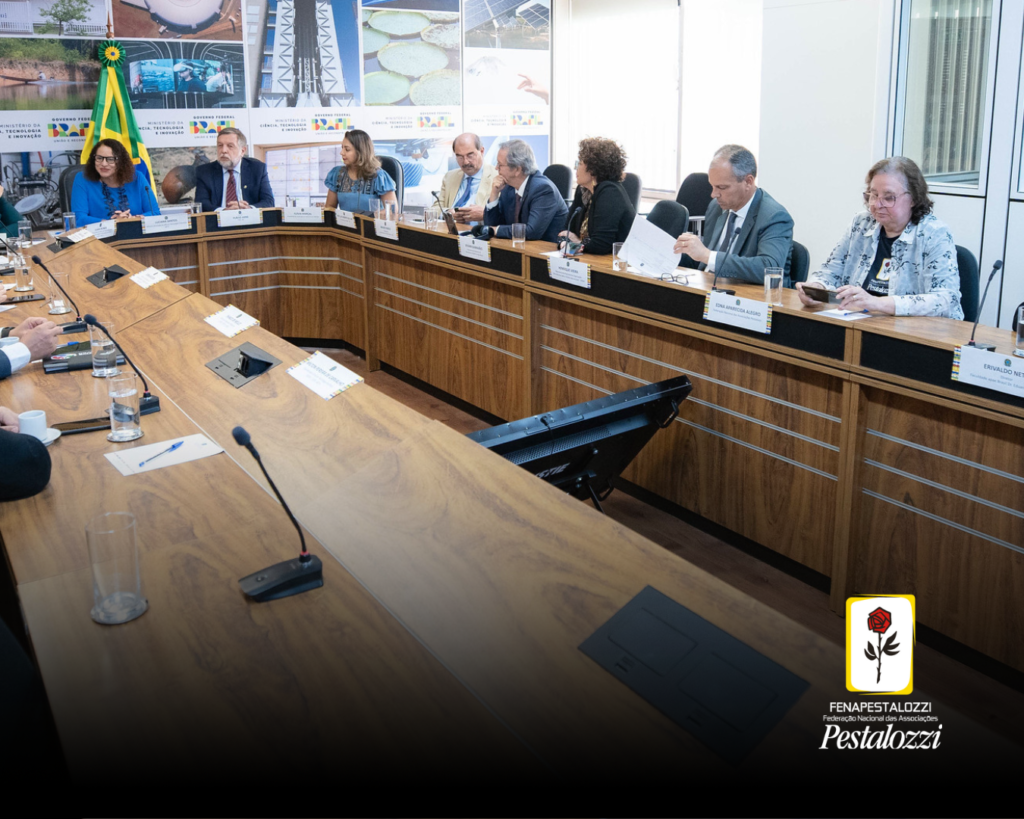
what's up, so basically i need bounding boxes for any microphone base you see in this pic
[966,341,997,352]
[140,394,161,415]
[711,287,736,295]
[60,320,88,334]
[239,555,324,602]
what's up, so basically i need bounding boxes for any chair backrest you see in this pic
[622,172,642,211]
[647,200,689,239]
[543,163,573,200]
[676,172,712,219]
[58,165,85,214]
[378,155,404,212]
[788,240,810,284]
[956,244,980,323]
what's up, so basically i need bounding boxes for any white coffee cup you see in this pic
[18,409,47,441]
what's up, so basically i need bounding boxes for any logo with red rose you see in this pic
[847,595,914,694]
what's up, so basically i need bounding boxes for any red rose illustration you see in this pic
[864,606,900,684]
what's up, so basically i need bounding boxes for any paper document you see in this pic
[205,304,259,337]
[63,228,92,244]
[287,351,363,400]
[817,308,872,322]
[131,266,169,289]
[0,304,14,314]
[105,434,224,476]
[619,215,682,278]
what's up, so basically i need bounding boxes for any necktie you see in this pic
[455,175,476,209]
[513,191,523,223]
[717,211,738,254]
[226,169,238,206]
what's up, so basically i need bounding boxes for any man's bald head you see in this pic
[453,132,485,175]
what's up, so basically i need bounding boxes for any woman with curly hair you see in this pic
[324,130,398,214]
[797,156,962,319]
[559,137,635,256]
[71,138,160,225]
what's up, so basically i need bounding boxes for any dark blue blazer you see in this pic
[0,429,51,500]
[483,171,569,244]
[195,156,275,212]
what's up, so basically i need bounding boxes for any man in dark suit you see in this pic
[674,145,793,285]
[194,128,275,213]
[0,406,51,501]
[483,139,568,243]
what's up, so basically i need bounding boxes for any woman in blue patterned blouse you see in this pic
[796,156,963,320]
[71,139,160,226]
[324,130,398,214]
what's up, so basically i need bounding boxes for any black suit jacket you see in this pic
[483,171,569,243]
[195,156,275,212]
[568,180,635,256]
[0,429,51,501]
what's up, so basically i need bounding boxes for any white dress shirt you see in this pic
[1,342,31,373]
[706,193,755,273]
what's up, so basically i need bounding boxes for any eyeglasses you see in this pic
[660,271,690,285]
[94,155,117,165]
[863,191,910,208]
[574,160,579,169]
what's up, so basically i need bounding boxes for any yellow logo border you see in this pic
[846,594,915,695]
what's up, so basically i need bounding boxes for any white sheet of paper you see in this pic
[952,345,1024,398]
[104,434,224,476]
[217,208,263,228]
[817,308,872,322]
[0,304,14,314]
[142,213,190,234]
[375,219,398,240]
[282,206,324,224]
[619,215,682,278]
[336,210,357,228]
[205,304,259,338]
[130,266,169,289]
[459,234,491,262]
[287,351,363,400]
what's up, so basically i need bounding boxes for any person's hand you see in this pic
[0,406,18,433]
[489,176,506,202]
[836,285,894,315]
[21,320,60,361]
[112,209,132,220]
[10,316,49,337]
[0,288,7,305]
[517,74,549,103]
[794,282,821,307]
[673,232,710,264]
[454,204,484,222]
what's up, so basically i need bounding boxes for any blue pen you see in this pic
[139,440,183,467]
[843,309,870,316]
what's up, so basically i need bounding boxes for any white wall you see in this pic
[758,0,895,271]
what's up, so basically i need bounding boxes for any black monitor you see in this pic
[466,375,692,511]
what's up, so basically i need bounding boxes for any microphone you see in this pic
[710,225,741,295]
[967,259,1002,352]
[82,314,160,414]
[31,255,85,332]
[561,207,582,256]
[232,425,323,602]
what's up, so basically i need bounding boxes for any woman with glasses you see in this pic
[796,156,962,319]
[559,137,635,256]
[324,130,397,214]
[71,139,160,226]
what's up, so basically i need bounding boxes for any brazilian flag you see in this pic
[83,40,155,193]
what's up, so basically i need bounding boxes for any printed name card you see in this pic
[374,219,398,241]
[217,208,263,228]
[458,234,491,262]
[336,210,357,229]
[547,256,591,289]
[204,304,260,338]
[282,206,324,224]
[287,350,363,400]
[952,345,1024,399]
[130,266,168,289]
[88,220,117,240]
[141,213,190,234]
[63,228,92,243]
[703,291,773,334]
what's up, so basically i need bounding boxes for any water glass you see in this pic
[14,255,34,291]
[87,512,148,625]
[424,207,439,230]
[62,212,77,233]
[1015,305,1024,358]
[764,267,784,305]
[366,196,380,216]
[511,223,526,246]
[108,372,142,442]
[89,320,119,378]
[18,220,32,245]
[376,202,394,222]
[48,271,72,314]
[613,242,627,271]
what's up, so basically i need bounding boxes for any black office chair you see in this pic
[58,165,85,214]
[646,200,689,238]
[378,155,404,212]
[676,172,712,233]
[956,245,980,323]
[543,163,573,203]
[788,240,810,284]
[1012,302,1023,333]
[622,172,642,212]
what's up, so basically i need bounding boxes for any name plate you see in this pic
[703,291,773,334]
[547,256,591,289]
[336,210,357,229]
[374,219,398,241]
[282,206,323,224]
[952,345,1024,398]
[217,208,263,228]
[142,213,190,234]
[130,266,168,289]
[89,220,117,239]
[458,234,491,262]
[205,304,260,338]
[63,228,92,243]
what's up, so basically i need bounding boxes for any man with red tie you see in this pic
[194,128,276,213]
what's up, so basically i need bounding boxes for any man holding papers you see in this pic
[674,145,793,285]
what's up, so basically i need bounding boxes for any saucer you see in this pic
[39,427,61,446]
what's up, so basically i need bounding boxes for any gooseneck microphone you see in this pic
[967,259,1003,352]
[710,225,741,295]
[31,255,85,332]
[232,426,323,602]
[83,314,160,414]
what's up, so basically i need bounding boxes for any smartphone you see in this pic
[53,417,109,434]
[441,209,458,235]
[802,285,841,304]
[7,293,46,303]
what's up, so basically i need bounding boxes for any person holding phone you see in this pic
[438,133,497,223]
[559,137,634,257]
[796,156,962,319]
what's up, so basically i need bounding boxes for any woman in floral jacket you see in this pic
[796,156,963,320]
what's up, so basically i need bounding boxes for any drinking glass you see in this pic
[612,242,627,271]
[87,512,148,625]
[13,255,33,291]
[63,212,77,232]
[89,320,119,378]
[511,223,526,247]
[108,372,142,442]
[424,207,439,230]
[366,196,380,217]
[48,272,72,314]
[1015,305,1024,358]
[764,267,784,305]
[18,220,32,245]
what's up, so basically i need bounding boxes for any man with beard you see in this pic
[194,128,275,212]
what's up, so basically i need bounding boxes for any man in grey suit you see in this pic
[674,145,793,285]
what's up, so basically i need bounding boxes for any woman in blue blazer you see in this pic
[71,139,160,225]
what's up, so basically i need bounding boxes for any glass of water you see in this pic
[63,212,77,233]
[18,220,33,246]
[612,242,627,271]
[48,271,72,314]
[511,223,526,247]
[424,207,439,230]
[89,320,119,378]
[764,267,784,305]
[87,511,148,625]
[1015,305,1024,358]
[108,372,142,442]
[13,254,33,291]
